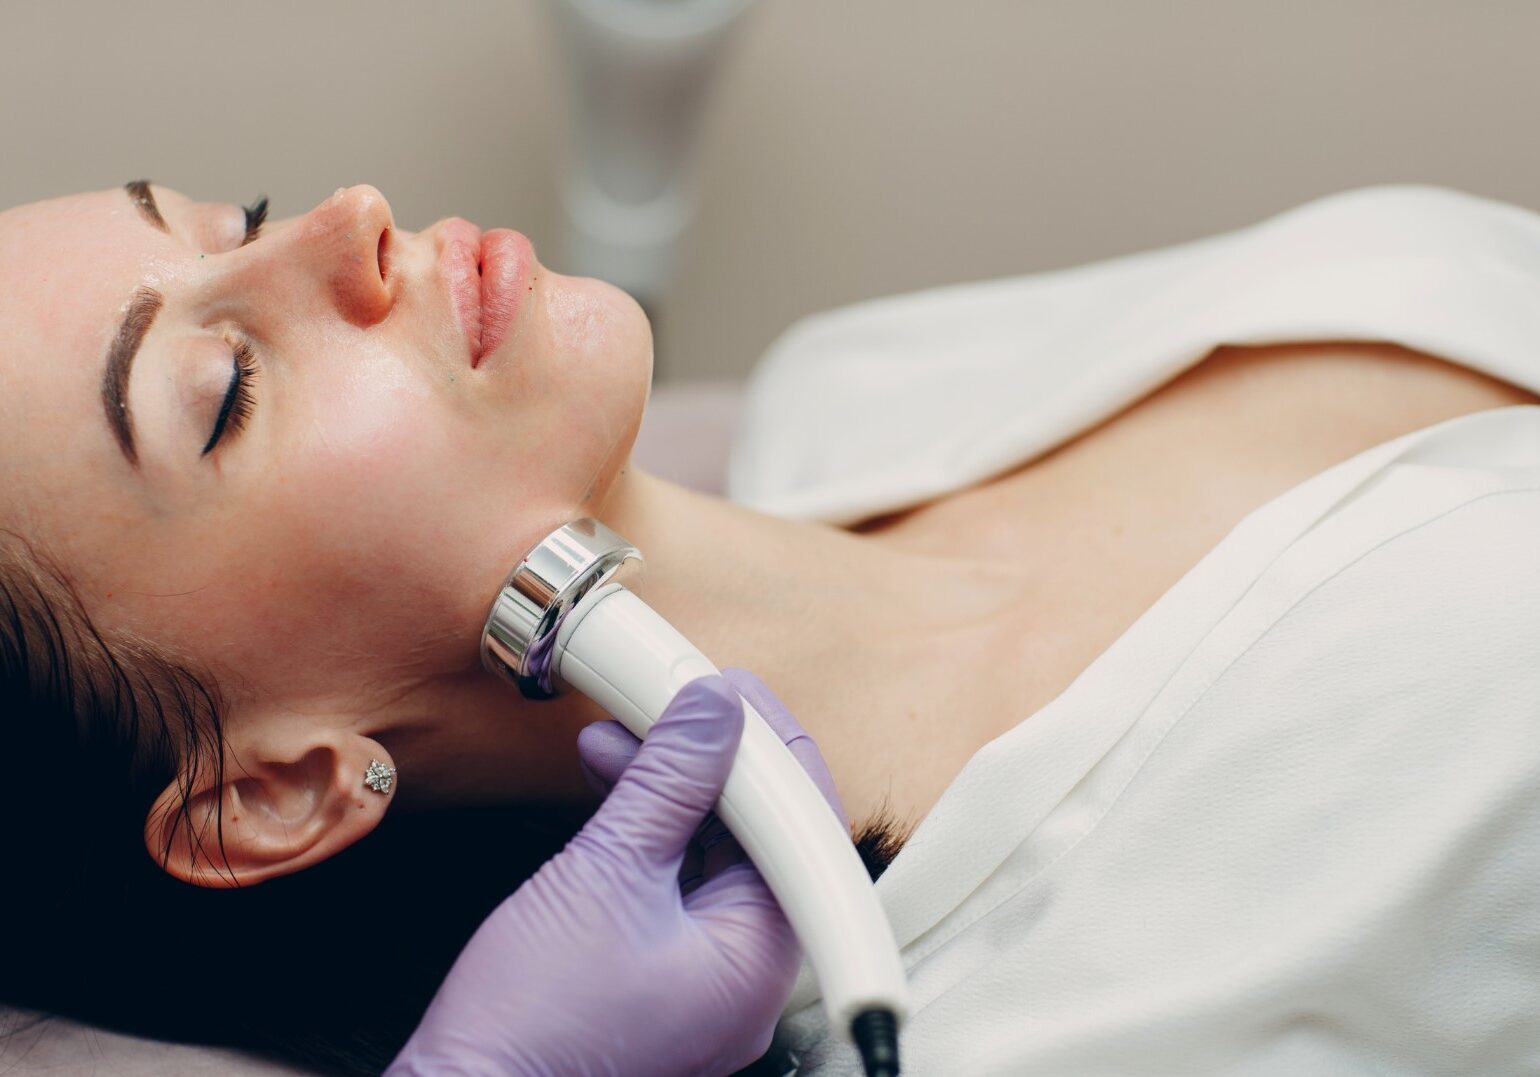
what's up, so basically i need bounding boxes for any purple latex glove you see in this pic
[386,669,846,1077]
[579,667,850,891]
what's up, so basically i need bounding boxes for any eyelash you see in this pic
[201,338,259,457]
[242,196,268,245]
[198,196,269,456]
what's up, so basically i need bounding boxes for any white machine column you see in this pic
[548,0,757,320]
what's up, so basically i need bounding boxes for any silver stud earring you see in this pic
[363,758,397,795]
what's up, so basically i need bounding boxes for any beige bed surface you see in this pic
[1,1011,313,1075]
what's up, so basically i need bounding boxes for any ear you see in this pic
[144,711,396,889]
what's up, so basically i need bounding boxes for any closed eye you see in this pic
[201,338,259,456]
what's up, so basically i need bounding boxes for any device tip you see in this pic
[850,1007,900,1077]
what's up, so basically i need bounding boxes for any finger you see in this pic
[577,755,607,797]
[719,666,849,830]
[576,719,641,791]
[683,860,798,967]
[578,675,745,877]
[685,860,776,911]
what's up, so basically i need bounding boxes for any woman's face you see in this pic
[0,183,652,712]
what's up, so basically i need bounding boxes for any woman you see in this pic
[3,180,1539,1074]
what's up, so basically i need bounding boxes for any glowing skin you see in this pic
[0,183,1034,888]
[0,183,650,874]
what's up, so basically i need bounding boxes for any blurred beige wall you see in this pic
[4,0,1538,382]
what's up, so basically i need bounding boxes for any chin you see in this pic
[544,271,652,371]
[543,273,654,512]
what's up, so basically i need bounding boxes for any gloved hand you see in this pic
[386,668,846,1077]
[578,667,850,889]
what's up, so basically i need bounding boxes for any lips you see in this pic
[440,218,533,368]
[477,229,533,366]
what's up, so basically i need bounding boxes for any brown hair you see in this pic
[0,530,589,1074]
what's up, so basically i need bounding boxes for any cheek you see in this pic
[299,375,442,514]
[285,379,471,591]
[204,380,487,688]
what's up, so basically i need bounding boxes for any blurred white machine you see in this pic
[548,0,757,315]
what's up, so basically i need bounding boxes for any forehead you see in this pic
[0,188,183,540]
[0,187,173,390]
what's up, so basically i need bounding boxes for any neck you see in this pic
[382,465,1035,834]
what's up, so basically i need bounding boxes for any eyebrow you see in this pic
[124,178,168,233]
[102,285,164,467]
[101,182,173,467]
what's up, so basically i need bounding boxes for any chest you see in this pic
[851,340,1540,706]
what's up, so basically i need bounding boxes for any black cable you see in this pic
[849,1007,900,1077]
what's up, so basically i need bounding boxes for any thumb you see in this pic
[576,719,642,793]
[579,674,745,877]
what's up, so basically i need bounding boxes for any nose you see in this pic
[242,184,395,327]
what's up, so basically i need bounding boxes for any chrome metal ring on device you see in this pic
[481,517,644,700]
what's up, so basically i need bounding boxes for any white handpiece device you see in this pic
[482,518,907,1077]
